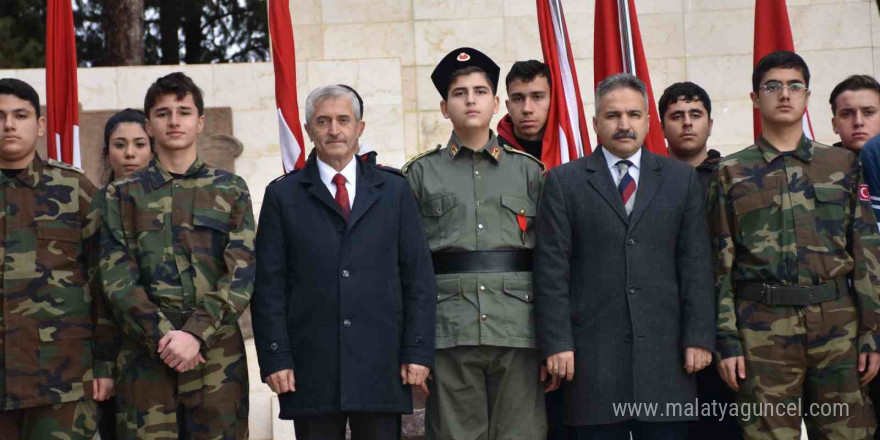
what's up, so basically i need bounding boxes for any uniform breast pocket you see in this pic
[192,208,231,258]
[500,194,537,247]
[420,193,460,250]
[813,184,849,250]
[36,220,81,271]
[123,209,165,262]
[731,187,782,254]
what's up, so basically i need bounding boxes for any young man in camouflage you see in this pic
[99,72,255,439]
[0,78,116,439]
[403,47,548,440]
[710,50,880,440]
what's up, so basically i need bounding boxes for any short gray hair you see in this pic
[594,73,648,114]
[305,85,362,124]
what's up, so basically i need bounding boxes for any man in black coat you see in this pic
[534,73,715,439]
[252,84,436,440]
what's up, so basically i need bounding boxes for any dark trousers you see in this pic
[688,366,741,440]
[97,398,117,440]
[573,420,690,440]
[293,412,401,440]
[871,380,880,440]
[547,388,573,440]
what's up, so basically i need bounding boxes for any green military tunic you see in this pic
[710,135,880,439]
[403,131,543,350]
[405,131,547,440]
[98,157,255,438]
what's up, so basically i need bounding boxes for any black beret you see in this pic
[431,47,500,99]
[337,84,364,119]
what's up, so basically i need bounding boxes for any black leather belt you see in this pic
[432,250,533,274]
[161,308,195,330]
[737,277,848,306]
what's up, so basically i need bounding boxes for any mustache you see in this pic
[612,131,637,140]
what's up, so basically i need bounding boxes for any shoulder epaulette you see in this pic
[401,145,442,174]
[375,164,404,178]
[270,168,301,184]
[502,145,545,172]
[46,158,84,175]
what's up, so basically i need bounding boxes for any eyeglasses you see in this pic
[760,82,808,96]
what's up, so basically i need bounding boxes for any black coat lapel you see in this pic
[347,159,383,228]
[585,147,628,223]
[628,150,663,229]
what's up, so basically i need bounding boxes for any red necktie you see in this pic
[332,173,350,221]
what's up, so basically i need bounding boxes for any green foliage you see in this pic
[0,0,269,68]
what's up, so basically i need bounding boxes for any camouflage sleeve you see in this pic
[709,168,742,359]
[84,187,120,379]
[181,178,256,349]
[849,161,880,353]
[99,183,175,353]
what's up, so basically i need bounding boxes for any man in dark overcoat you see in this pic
[534,73,715,440]
[252,84,436,440]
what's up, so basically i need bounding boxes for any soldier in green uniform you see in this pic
[0,78,117,439]
[98,72,255,439]
[402,47,548,440]
[710,50,880,440]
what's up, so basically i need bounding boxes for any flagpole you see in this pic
[548,0,585,159]
[618,0,636,75]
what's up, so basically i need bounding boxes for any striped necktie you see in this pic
[616,160,637,215]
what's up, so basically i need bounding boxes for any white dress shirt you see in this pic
[317,155,357,208]
[602,146,642,186]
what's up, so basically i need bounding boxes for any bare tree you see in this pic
[104,0,144,65]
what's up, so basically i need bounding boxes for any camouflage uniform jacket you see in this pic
[403,131,544,350]
[710,135,880,359]
[98,157,255,356]
[0,154,116,410]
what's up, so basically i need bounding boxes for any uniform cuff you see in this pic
[716,337,743,360]
[858,332,880,353]
[93,361,116,379]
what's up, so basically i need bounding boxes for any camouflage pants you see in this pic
[113,331,249,440]
[735,294,876,440]
[0,399,97,440]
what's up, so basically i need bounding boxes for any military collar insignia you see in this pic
[490,146,501,160]
[457,52,471,62]
[449,142,460,157]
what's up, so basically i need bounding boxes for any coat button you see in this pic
[525,294,531,301]
[8,182,15,188]
[624,334,633,343]
[627,287,637,295]
[270,342,278,351]
[479,285,485,292]
[478,223,484,230]
[481,314,488,321]
[336,226,344,233]
[416,335,423,343]
[343,319,352,327]
[627,238,636,246]
[341,270,350,278]
[475,170,480,176]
